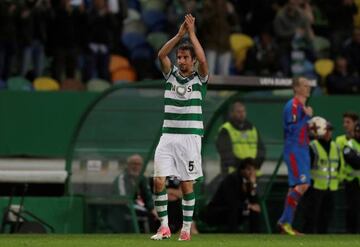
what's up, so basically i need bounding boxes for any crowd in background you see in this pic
[0,0,360,93]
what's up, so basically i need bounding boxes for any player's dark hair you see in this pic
[343,112,359,122]
[176,41,195,59]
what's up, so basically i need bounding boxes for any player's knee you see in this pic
[296,183,310,194]
[153,177,166,192]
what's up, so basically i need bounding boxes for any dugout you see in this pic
[65,78,360,233]
[64,77,298,233]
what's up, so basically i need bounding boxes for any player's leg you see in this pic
[179,181,194,241]
[175,135,202,241]
[278,150,310,235]
[151,136,175,240]
[151,176,171,240]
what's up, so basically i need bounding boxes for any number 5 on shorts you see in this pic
[188,161,194,172]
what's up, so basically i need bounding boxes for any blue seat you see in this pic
[127,0,141,12]
[121,32,148,52]
[142,10,167,32]
[130,44,154,60]
[0,79,6,89]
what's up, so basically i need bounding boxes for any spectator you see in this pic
[16,0,49,79]
[324,0,358,54]
[326,56,360,94]
[229,0,278,36]
[342,28,360,75]
[343,123,360,233]
[84,0,118,82]
[216,101,266,175]
[274,0,314,75]
[302,120,341,233]
[200,158,261,233]
[290,27,315,78]
[245,29,281,76]
[112,154,159,233]
[48,0,87,82]
[200,0,238,76]
[0,0,17,81]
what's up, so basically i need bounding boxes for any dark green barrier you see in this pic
[0,91,359,158]
[0,91,99,157]
[0,196,84,233]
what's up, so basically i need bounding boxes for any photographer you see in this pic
[200,158,261,233]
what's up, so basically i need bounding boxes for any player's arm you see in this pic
[158,22,187,75]
[185,14,208,79]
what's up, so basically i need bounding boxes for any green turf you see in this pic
[0,234,360,247]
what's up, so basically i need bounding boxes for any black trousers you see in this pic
[344,179,360,233]
[302,187,335,234]
[200,205,260,233]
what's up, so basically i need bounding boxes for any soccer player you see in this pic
[150,14,208,241]
[278,77,313,235]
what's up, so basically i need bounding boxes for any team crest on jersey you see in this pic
[171,84,192,97]
[300,174,307,183]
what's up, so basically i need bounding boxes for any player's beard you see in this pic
[179,65,190,74]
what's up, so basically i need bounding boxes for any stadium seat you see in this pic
[230,33,254,64]
[86,78,111,92]
[147,32,169,52]
[0,79,6,89]
[142,10,167,32]
[7,77,33,91]
[123,19,147,35]
[127,0,141,12]
[112,68,137,83]
[312,36,331,58]
[314,59,334,81]
[61,78,85,91]
[354,0,360,28]
[130,44,154,60]
[140,0,166,11]
[109,55,132,73]
[230,33,254,54]
[121,32,148,52]
[126,8,141,22]
[33,77,60,91]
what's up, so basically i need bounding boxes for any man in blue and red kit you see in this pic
[278,77,313,235]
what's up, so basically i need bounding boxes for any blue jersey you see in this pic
[283,97,310,147]
[283,97,311,186]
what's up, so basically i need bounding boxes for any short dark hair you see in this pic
[343,112,359,122]
[229,100,244,113]
[239,158,257,170]
[176,41,195,59]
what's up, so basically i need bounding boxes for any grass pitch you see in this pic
[0,234,360,247]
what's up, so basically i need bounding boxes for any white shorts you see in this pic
[154,134,203,181]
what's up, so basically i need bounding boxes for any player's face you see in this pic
[231,103,246,123]
[176,49,194,74]
[296,78,311,98]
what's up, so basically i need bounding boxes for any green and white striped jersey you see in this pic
[162,65,208,136]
